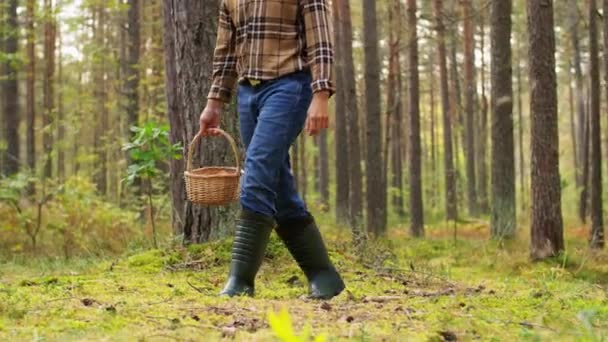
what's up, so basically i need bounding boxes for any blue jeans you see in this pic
[237,71,313,224]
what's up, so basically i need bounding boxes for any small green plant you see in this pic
[0,172,53,253]
[123,122,182,248]
[267,308,326,342]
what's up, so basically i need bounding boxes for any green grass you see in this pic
[1,215,607,341]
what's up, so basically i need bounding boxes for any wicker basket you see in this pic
[184,129,241,206]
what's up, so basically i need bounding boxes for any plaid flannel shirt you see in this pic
[208,0,335,102]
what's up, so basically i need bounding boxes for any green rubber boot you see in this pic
[276,215,345,300]
[219,210,274,297]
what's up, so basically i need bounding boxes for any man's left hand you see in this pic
[305,91,330,136]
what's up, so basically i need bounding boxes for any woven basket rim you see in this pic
[184,166,240,179]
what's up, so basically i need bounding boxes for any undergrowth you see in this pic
[1,215,607,341]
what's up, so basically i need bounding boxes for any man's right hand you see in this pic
[199,99,223,136]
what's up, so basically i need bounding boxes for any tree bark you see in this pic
[43,0,56,179]
[26,0,36,176]
[516,38,526,212]
[477,8,489,215]
[333,0,350,224]
[318,131,329,208]
[126,0,141,189]
[490,0,516,238]
[434,0,457,222]
[338,0,364,232]
[588,0,604,249]
[162,0,240,243]
[1,0,19,175]
[527,0,564,260]
[387,0,404,218]
[462,0,478,217]
[570,0,586,190]
[407,0,424,237]
[362,0,386,236]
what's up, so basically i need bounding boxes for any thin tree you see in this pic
[490,0,516,238]
[477,6,489,214]
[362,0,386,236]
[462,0,478,216]
[407,0,424,237]
[588,0,604,249]
[527,0,564,260]
[570,0,587,220]
[1,0,19,175]
[43,0,56,179]
[338,0,364,232]
[333,0,350,223]
[125,0,141,192]
[434,0,457,221]
[26,0,36,176]
[387,0,404,218]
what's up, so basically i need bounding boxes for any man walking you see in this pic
[199,0,344,299]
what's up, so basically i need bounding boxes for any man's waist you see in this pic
[238,69,311,87]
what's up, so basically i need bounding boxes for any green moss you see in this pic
[1,220,607,341]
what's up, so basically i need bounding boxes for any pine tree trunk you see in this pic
[362,0,386,236]
[126,0,141,189]
[162,0,240,243]
[43,0,56,179]
[516,38,526,211]
[339,0,364,232]
[477,9,489,214]
[26,0,36,175]
[318,131,329,208]
[333,0,350,224]
[387,0,404,218]
[93,7,108,194]
[57,30,65,182]
[462,0,478,217]
[1,0,19,175]
[299,134,307,204]
[527,0,564,260]
[429,59,437,209]
[407,0,424,237]
[490,0,516,238]
[568,62,579,189]
[434,0,457,222]
[588,0,604,249]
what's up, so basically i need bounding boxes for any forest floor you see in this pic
[1,215,608,341]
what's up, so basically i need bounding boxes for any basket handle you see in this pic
[186,128,241,174]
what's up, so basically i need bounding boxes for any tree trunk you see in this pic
[333,0,350,224]
[462,0,478,217]
[126,0,141,190]
[26,0,36,176]
[93,7,108,194]
[477,8,489,214]
[407,0,424,237]
[516,39,526,212]
[588,0,604,249]
[362,0,386,236]
[162,0,240,243]
[570,0,586,189]
[339,0,364,232]
[1,0,19,175]
[387,0,404,218]
[527,0,564,260]
[57,29,65,182]
[299,134,307,204]
[580,103,590,223]
[43,0,56,179]
[490,0,516,238]
[434,0,457,222]
[429,58,437,209]
[318,131,329,208]
[568,62,579,190]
